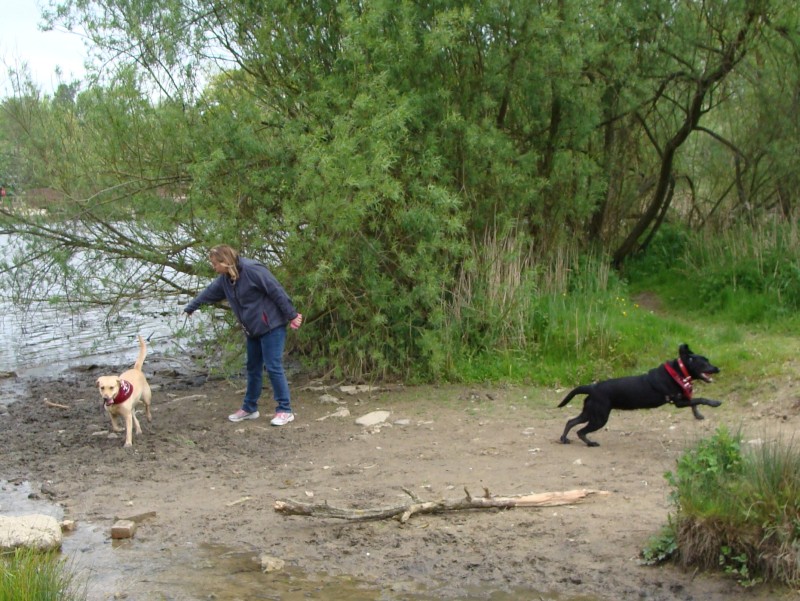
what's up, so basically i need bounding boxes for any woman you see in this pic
[184,245,303,425]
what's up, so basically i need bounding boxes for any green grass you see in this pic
[450,280,798,400]
[453,289,692,386]
[0,548,85,601]
[623,221,800,330]
[445,220,800,394]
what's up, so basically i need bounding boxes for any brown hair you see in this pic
[209,244,240,281]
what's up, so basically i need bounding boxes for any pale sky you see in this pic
[0,0,87,97]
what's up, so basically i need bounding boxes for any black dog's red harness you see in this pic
[104,380,134,406]
[663,359,693,400]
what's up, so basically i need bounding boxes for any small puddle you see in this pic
[1,480,597,601]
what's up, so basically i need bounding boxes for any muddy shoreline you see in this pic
[0,354,796,600]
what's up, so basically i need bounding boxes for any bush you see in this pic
[647,427,800,586]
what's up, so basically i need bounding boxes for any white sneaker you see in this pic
[270,412,295,426]
[229,409,259,422]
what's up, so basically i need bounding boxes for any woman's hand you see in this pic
[290,313,303,330]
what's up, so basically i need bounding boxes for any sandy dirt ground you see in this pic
[1,351,799,601]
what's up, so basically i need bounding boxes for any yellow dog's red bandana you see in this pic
[105,380,133,406]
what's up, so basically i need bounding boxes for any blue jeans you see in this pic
[241,326,291,414]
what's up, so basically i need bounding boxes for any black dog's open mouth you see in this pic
[700,372,715,383]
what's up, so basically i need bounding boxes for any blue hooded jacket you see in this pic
[184,257,298,338]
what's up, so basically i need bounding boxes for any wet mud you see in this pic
[1,354,797,600]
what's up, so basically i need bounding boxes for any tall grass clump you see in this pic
[624,220,800,329]
[442,227,700,385]
[0,548,85,601]
[644,427,800,586]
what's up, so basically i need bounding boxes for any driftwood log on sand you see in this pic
[274,487,610,523]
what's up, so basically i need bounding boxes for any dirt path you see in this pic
[1,358,798,600]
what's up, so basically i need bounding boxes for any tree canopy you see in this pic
[1,0,799,379]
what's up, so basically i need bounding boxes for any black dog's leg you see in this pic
[673,397,723,420]
[575,400,612,447]
[695,398,723,408]
[560,413,589,444]
[575,415,608,447]
[692,398,723,420]
[576,426,600,447]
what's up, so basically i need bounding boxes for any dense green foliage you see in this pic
[0,549,84,601]
[1,1,800,380]
[644,427,800,586]
[624,222,800,328]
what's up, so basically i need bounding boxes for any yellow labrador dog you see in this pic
[96,335,152,447]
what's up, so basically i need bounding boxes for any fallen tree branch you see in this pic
[274,487,609,523]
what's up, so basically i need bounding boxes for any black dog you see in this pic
[558,344,722,447]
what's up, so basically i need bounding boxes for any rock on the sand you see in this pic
[355,410,391,426]
[0,514,62,551]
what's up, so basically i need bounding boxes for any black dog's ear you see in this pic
[679,343,692,356]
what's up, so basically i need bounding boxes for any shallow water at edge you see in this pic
[0,481,599,601]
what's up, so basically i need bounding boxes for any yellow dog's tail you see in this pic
[133,335,147,371]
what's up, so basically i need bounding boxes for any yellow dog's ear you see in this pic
[96,378,101,387]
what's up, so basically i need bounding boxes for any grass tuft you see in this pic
[0,548,85,601]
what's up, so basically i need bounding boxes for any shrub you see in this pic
[649,427,800,586]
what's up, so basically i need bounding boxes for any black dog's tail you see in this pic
[558,384,593,407]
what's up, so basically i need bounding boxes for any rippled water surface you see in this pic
[0,296,191,374]
[0,231,204,374]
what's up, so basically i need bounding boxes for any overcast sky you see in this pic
[0,0,87,97]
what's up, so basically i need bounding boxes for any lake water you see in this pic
[0,232,205,375]
[0,292,195,375]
